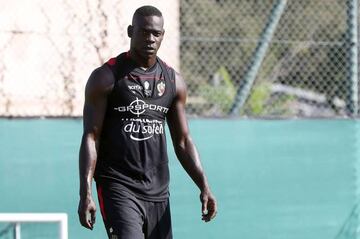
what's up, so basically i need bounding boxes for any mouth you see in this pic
[143,46,156,53]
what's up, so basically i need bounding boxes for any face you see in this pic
[128,15,165,60]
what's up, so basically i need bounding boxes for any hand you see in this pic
[200,190,217,222]
[78,196,96,230]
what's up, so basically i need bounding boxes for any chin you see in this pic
[141,52,157,58]
[133,49,157,60]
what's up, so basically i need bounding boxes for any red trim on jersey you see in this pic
[130,76,165,80]
[158,59,176,83]
[97,186,107,221]
[158,58,173,70]
[107,58,116,66]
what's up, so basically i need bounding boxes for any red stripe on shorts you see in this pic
[97,185,107,221]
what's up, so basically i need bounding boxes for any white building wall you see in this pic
[0,0,179,117]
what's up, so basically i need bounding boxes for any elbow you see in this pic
[84,126,100,141]
[174,134,192,153]
[80,132,98,154]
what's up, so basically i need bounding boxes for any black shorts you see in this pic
[96,181,172,239]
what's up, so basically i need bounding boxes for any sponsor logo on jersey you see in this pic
[114,98,168,141]
[144,81,150,89]
[123,119,164,141]
[157,81,166,96]
[144,81,152,97]
[113,98,168,117]
[128,85,143,91]
[109,228,118,239]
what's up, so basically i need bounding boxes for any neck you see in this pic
[129,50,157,69]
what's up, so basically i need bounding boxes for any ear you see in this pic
[127,25,133,38]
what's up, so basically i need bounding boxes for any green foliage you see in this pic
[242,83,296,117]
[246,83,271,115]
[199,66,236,114]
[181,0,350,117]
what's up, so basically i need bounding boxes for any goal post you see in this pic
[0,213,68,239]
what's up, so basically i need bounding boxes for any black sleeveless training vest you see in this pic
[95,52,176,201]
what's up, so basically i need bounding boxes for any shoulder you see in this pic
[172,71,186,102]
[107,52,129,68]
[157,57,176,80]
[86,64,115,97]
[156,57,185,98]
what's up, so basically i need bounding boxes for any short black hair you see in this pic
[134,5,162,18]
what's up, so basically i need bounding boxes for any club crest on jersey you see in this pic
[157,81,166,96]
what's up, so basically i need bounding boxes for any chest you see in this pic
[107,70,174,120]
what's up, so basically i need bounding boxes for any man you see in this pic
[78,5,217,239]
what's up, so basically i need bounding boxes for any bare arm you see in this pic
[167,72,217,222]
[78,65,114,230]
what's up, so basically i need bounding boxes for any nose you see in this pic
[146,33,155,43]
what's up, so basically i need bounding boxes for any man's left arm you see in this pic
[167,72,217,222]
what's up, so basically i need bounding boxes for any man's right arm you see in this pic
[78,65,114,230]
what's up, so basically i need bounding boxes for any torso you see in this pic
[95,52,176,201]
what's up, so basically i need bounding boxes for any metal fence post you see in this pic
[229,0,287,116]
[346,0,358,116]
[14,223,20,239]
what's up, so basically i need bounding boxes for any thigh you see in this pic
[97,182,145,239]
[145,199,172,239]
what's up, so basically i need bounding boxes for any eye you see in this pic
[154,32,162,37]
